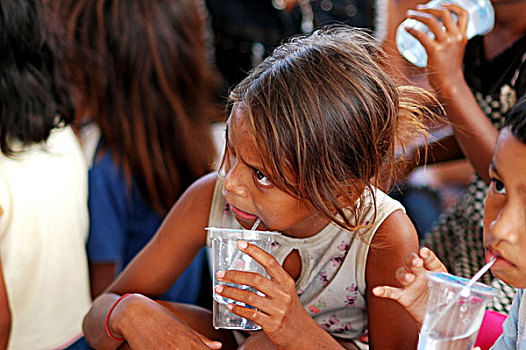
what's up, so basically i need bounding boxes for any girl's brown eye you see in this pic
[255,170,272,186]
[490,178,506,195]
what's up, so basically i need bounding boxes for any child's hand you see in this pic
[404,4,469,92]
[215,241,338,349]
[372,247,447,329]
[112,294,222,349]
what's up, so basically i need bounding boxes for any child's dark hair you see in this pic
[228,26,439,233]
[504,95,526,143]
[51,0,219,214]
[0,0,72,155]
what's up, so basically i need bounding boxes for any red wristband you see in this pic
[105,293,132,342]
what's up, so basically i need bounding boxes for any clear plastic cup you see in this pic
[418,272,498,350]
[207,227,279,330]
[396,0,495,67]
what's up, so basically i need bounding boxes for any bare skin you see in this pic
[83,105,421,349]
[372,247,446,329]
[373,127,526,331]
[387,0,526,183]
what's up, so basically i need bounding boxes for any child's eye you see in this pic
[255,170,272,187]
[490,178,506,195]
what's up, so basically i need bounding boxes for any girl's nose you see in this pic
[489,204,520,245]
[223,166,248,198]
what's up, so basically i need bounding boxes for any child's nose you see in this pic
[489,204,521,245]
[223,167,248,198]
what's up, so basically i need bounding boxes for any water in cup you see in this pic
[396,0,495,67]
[207,227,279,330]
[419,301,484,349]
[417,272,498,350]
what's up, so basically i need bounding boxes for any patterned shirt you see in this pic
[207,176,405,341]
[492,289,526,349]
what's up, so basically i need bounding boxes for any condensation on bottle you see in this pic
[396,0,495,67]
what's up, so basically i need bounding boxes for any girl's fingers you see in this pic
[404,26,435,51]
[407,10,446,41]
[443,4,468,34]
[395,266,417,286]
[195,332,223,350]
[226,302,271,327]
[216,270,277,300]
[235,241,292,287]
[419,247,447,272]
[214,282,277,316]
[372,285,404,302]
[415,7,459,35]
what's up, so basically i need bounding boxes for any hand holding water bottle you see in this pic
[403,3,470,92]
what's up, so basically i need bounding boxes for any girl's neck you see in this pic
[281,213,330,239]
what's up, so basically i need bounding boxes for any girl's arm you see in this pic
[0,257,10,349]
[82,173,222,350]
[366,209,420,349]
[405,5,498,183]
[89,263,117,299]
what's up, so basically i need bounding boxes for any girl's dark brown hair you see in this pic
[51,0,219,214]
[229,26,439,233]
[0,0,72,155]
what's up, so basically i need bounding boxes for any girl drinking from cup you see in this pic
[373,95,526,349]
[82,26,439,350]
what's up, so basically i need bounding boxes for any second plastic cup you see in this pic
[418,271,498,350]
[207,227,279,330]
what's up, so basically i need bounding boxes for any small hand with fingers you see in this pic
[214,241,320,349]
[372,247,447,329]
[404,3,469,91]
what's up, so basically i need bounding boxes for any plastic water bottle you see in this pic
[396,0,495,67]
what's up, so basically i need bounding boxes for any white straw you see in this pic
[459,257,497,297]
[251,218,261,231]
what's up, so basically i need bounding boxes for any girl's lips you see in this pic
[229,204,258,221]
[486,249,514,269]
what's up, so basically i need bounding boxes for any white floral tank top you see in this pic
[207,176,405,341]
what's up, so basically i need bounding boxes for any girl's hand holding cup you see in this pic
[214,241,327,349]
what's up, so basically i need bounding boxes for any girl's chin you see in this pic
[491,269,525,289]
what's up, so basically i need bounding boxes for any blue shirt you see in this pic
[492,289,526,349]
[86,146,206,303]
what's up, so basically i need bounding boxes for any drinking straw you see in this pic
[251,218,261,231]
[459,257,497,298]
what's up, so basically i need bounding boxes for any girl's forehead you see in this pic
[228,104,252,135]
[494,129,526,185]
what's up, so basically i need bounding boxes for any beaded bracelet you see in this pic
[105,293,132,342]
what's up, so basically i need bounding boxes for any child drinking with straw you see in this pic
[374,95,526,349]
[82,26,440,349]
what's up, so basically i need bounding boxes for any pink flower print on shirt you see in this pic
[319,270,329,286]
[334,323,353,333]
[321,314,340,331]
[337,241,349,251]
[308,304,321,314]
[331,241,349,267]
[345,284,358,307]
[270,241,280,248]
[297,289,304,297]
[346,284,358,292]
[331,255,345,267]
[345,295,357,307]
